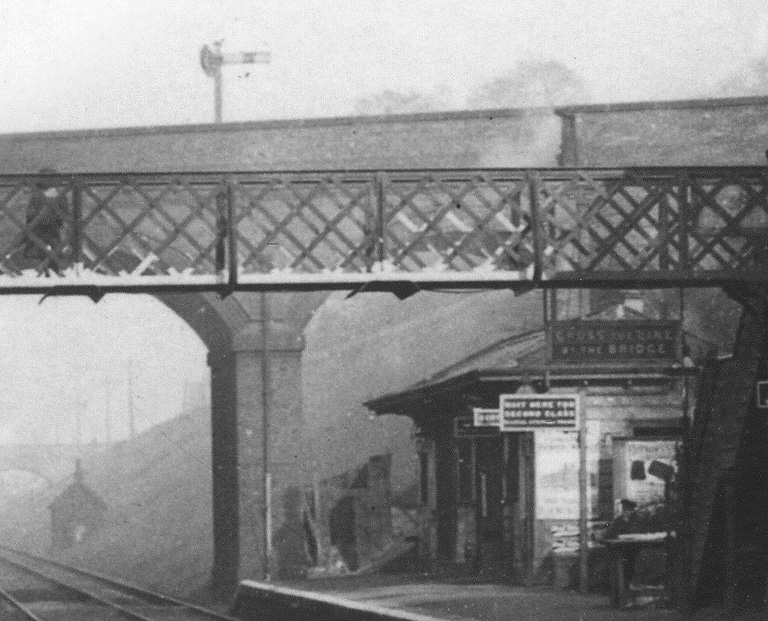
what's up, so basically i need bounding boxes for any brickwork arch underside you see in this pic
[152,289,330,591]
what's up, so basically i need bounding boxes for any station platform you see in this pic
[269,574,676,621]
[247,573,763,621]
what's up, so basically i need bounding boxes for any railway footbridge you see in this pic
[0,164,766,603]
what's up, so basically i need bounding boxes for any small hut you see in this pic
[49,460,107,549]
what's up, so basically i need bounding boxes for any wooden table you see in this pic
[603,532,672,608]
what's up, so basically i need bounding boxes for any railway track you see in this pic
[0,545,239,621]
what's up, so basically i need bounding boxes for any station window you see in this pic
[632,418,683,439]
[456,440,475,503]
[633,426,682,438]
[630,460,647,480]
[419,452,430,505]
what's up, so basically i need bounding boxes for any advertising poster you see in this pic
[535,431,579,520]
[621,440,676,505]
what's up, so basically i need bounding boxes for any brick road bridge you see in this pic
[0,444,82,484]
[3,100,768,605]
[0,443,91,487]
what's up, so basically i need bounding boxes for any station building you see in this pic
[49,460,107,550]
[365,293,697,584]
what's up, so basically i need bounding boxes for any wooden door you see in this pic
[519,432,536,581]
[509,432,535,582]
[475,436,505,576]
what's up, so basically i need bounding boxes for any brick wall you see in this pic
[557,96,768,166]
[0,109,559,173]
[4,95,767,176]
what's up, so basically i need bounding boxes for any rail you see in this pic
[0,583,44,621]
[0,545,237,621]
[0,167,767,294]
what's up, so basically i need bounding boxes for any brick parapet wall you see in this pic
[557,97,768,166]
[4,96,768,173]
[0,108,559,173]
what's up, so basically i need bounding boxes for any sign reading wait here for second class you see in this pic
[499,394,580,432]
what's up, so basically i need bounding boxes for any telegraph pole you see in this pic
[128,360,136,440]
[105,381,112,444]
[200,37,273,581]
[75,398,83,453]
[200,40,271,123]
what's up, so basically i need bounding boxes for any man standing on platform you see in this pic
[605,499,640,591]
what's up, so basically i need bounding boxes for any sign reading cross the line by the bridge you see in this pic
[498,394,580,432]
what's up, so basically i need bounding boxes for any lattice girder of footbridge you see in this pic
[1,167,767,295]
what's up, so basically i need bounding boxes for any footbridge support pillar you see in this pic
[207,296,310,596]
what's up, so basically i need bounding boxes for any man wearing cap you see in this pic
[22,168,70,273]
[605,499,640,595]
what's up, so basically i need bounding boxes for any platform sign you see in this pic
[757,381,768,409]
[548,320,680,363]
[454,416,498,438]
[473,407,500,427]
[498,394,580,432]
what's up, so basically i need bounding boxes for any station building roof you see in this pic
[365,326,697,421]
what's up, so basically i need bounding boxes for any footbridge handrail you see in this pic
[0,166,766,295]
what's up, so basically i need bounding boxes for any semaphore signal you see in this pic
[200,40,271,123]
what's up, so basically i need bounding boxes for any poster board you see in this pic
[613,439,676,507]
[536,430,580,520]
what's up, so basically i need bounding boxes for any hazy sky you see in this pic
[0,1,767,444]
[1,0,767,132]
[0,295,207,444]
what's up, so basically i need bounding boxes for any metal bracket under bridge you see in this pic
[1,167,767,298]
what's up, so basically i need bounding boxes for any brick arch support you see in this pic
[0,125,331,594]
[155,290,329,595]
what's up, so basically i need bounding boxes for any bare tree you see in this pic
[468,60,588,109]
